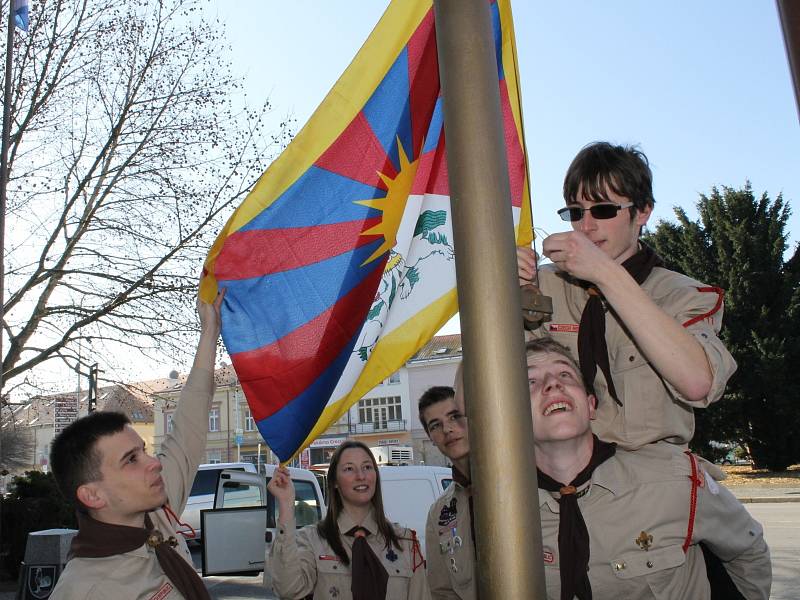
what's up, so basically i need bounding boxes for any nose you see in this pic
[146,454,162,472]
[542,372,562,393]
[576,210,597,233]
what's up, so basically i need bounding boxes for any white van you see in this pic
[378,465,452,553]
[201,464,450,577]
[178,462,256,542]
[201,464,325,577]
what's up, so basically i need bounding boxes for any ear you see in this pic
[76,482,107,511]
[587,394,598,420]
[635,203,653,228]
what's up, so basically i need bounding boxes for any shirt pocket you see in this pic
[611,343,660,434]
[315,556,351,592]
[609,544,687,600]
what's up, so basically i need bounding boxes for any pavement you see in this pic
[731,485,800,503]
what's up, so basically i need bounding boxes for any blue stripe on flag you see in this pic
[490,2,504,81]
[240,166,385,232]
[220,239,385,354]
[421,97,444,154]
[362,48,413,168]
[256,330,359,460]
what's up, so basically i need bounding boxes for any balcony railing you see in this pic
[350,419,407,434]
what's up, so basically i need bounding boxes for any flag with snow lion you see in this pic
[200,0,531,462]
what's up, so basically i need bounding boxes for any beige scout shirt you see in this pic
[424,480,476,600]
[535,265,737,449]
[539,443,771,600]
[269,509,429,600]
[50,366,215,600]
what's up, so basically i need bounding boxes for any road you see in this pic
[746,503,800,600]
[195,503,800,599]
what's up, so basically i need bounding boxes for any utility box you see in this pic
[17,528,77,600]
[370,445,413,465]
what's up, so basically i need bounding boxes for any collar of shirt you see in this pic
[337,507,380,540]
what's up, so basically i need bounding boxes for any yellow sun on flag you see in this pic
[356,138,420,266]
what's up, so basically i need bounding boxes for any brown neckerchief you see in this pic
[577,243,663,405]
[70,509,210,600]
[451,465,476,557]
[344,525,389,600]
[537,436,617,600]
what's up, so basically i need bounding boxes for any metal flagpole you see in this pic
[777,0,800,122]
[433,1,547,598]
[0,0,18,563]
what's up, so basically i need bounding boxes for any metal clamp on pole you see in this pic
[521,284,553,330]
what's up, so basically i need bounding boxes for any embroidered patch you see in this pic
[438,498,457,526]
[548,323,579,334]
[386,548,398,562]
[542,549,555,564]
[319,554,340,561]
[329,585,340,598]
[149,582,173,600]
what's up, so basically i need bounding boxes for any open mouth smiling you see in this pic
[543,401,573,416]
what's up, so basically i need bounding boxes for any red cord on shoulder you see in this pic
[410,529,425,572]
[162,503,197,539]
[682,287,724,328]
[683,451,701,553]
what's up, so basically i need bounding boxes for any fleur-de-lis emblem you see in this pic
[635,531,653,551]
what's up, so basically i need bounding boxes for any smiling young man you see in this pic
[527,338,770,600]
[418,384,476,600]
[518,142,736,450]
[49,293,224,600]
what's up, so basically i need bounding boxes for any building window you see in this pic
[388,372,400,384]
[207,449,222,464]
[244,408,255,432]
[166,413,174,434]
[358,396,402,428]
[209,407,220,432]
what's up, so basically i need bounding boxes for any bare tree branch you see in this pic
[1,0,292,397]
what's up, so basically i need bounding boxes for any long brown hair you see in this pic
[316,440,401,565]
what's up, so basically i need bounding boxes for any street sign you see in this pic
[54,396,78,434]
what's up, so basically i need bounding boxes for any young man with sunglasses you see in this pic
[418,384,476,600]
[518,142,736,451]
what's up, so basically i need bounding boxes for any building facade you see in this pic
[150,336,463,471]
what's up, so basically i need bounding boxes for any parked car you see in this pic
[201,464,326,577]
[201,464,450,577]
[178,462,257,542]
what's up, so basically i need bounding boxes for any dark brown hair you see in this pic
[50,411,130,510]
[563,142,655,218]
[316,440,401,565]
[417,385,456,433]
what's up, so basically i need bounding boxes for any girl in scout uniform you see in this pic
[268,441,429,600]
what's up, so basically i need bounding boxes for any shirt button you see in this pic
[646,561,654,568]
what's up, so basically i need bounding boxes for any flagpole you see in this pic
[777,0,800,123]
[1,0,15,398]
[433,1,546,599]
[0,0,16,568]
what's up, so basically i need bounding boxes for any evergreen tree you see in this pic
[645,183,800,470]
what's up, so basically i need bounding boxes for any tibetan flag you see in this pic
[200,0,532,462]
[14,0,29,31]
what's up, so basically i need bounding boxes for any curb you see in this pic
[737,496,800,504]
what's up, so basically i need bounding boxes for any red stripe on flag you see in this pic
[412,136,449,196]
[232,261,387,421]
[406,9,439,156]
[315,112,397,188]
[215,220,383,280]
[499,79,524,207]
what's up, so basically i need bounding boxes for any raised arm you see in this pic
[541,232,715,402]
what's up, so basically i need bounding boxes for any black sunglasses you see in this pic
[557,202,634,222]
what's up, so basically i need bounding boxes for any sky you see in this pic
[206,0,799,335]
[15,1,798,393]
